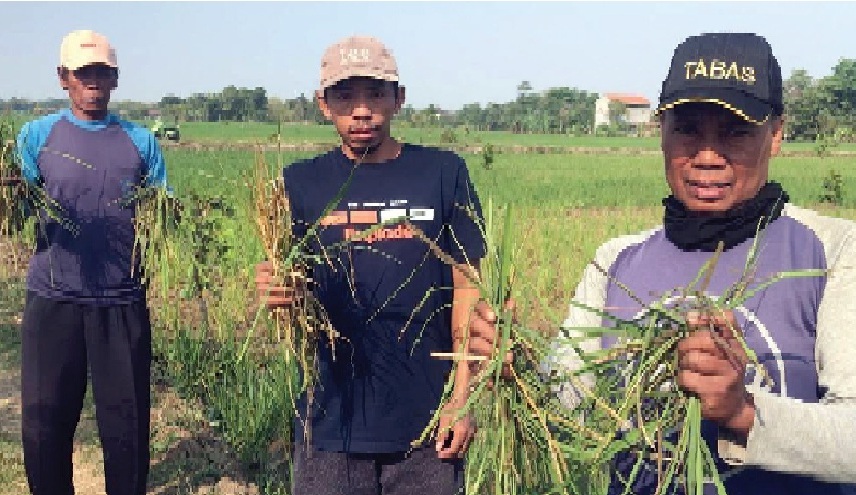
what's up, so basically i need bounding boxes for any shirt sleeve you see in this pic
[718,209,856,485]
[142,133,168,188]
[119,120,168,189]
[442,154,485,265]
[16,121,43,185]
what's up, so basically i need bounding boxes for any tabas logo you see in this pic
[340,47,371,66]
[684,58,756,84]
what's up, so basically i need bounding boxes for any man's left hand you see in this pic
[435,401,476,459]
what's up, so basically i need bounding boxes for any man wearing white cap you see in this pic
[256,35,485,494]
[16,29,167,495]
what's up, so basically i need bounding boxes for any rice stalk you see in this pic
[247,150,347,446]
[563,219,827,495]
[130,185,182,305]
[1,120,76,277]
[413,199,587,495]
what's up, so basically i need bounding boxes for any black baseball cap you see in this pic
[655,33,783,124]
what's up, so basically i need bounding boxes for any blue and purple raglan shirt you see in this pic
[552,204,856,493]
[16,109,167,304]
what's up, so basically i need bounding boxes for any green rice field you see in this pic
[1,120,855,494]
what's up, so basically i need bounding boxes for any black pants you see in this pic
[292,444,464,495]
[20,292,151,495]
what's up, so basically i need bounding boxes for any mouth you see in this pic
[685,179,732,201]
[348,125,379,139]
[81,95,108,106]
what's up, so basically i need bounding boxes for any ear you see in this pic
[316,89,333,121]
[769,116,784,157]
[57,66,68,90]
[658,112,668,152]
[394,85,406,113]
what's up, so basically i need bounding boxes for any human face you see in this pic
[660,103,783,216]
[317,77,404,161]
[58,63,118,121]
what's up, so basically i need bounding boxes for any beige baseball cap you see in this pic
[60,30,118,71]
[319,35,398,90]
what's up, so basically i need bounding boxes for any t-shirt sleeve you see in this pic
[120,121,168,189]
[443,154,486,265]
[142,134,168,188]
[16,121,44,185]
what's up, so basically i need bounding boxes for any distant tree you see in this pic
[784,69,822,141]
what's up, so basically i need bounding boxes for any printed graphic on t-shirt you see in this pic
[322,198,436,245]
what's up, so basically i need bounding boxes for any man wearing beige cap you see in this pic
[255,35,484,494]
[16,29,167,495]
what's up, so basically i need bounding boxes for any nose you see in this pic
[350,97,372,119]
[693,146,728,168]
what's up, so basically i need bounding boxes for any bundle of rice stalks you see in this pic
[413,200,586,495]
[0,125,27,241]
[131,185,182,299]
[246,150,341,446]
[563,233,826,495]
[1,121,76,275]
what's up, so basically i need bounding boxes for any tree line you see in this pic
[3,58,854,141]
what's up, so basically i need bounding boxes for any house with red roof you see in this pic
[594,93,653,129]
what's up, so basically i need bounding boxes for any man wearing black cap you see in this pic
[464,32,856,494]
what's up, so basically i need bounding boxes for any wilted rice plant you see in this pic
[564,230,826,495]
[247,150,343,446]
[131,185,182,301]
[0,121,26,242]
[1,119,76,274]
[413,200,587,495]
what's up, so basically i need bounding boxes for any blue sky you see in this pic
[2,1,855,109]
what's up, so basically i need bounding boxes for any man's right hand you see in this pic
[254,260,303,309]
[467,300,515,379]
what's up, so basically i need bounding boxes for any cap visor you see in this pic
[656,87,772,124]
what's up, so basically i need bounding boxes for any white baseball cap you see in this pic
[60,30,118,71]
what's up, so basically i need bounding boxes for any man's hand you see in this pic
[467,300,515,379]
[677,310,756,440]
[254,260,303,310]
[435,400,476,459]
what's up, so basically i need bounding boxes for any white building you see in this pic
[594,93,652,128]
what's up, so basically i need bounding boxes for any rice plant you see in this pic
[131,185,182,304]
[246,150,352,447]
[0,119,74,280]
[412,199,588,495]
[562,228,826,495]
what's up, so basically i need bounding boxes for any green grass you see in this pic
[158,121,856,153]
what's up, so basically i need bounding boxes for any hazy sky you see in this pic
[2,1,855,109]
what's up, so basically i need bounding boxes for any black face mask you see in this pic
[662,181,790,252]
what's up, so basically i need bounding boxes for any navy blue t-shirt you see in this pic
[16,109,167,304]
[283,144,486,453]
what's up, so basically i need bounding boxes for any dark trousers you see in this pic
[20,292,152,495]
[292,444,464,495]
